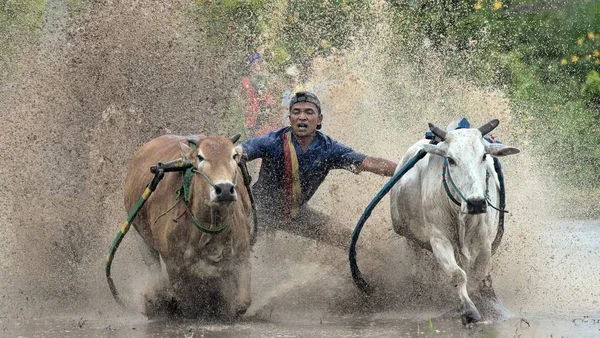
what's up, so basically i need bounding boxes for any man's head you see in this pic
[289,92,323,137]
[247,53,263,73]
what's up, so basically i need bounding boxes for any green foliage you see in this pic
[582,70,600,104]
[279,0,375,67]
[65,0,89,15]
[192,0,265,53]
[0,0,46,78]
[387,0,600,188]
[191,0,377,71]
[428,318,436,333]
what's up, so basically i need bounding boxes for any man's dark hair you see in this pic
[289,91,321,114]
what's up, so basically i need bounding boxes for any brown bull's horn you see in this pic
[478,119,500,136]
[428,123,447,140]
[230,134,241,144]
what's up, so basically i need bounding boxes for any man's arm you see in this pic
[239,132,273,161]
[359,156,397,177]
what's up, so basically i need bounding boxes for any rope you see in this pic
[184,202,232,234]
[349,148,429,294]
[106,172,161,308]
[153,197,183,226]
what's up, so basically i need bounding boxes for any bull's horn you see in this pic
[478,119,500,136]
[428,123,447,140]
[230,134,241,144]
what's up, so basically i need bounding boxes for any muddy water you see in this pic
[3,314,600,337]
[1,1,599,337]
[2,220,599,337]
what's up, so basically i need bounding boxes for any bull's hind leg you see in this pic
[132,227,162,274]
[430,233,481,326]
[131,228,169,317]
[469,258,509,321]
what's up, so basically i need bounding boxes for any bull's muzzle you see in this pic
[214,182,237,202]
[466,198,487,214]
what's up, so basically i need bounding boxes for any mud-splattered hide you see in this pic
[390,120,519,325]
[123,134,253,318]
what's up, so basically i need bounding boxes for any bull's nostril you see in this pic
[230,187,235,194]
[215,186,222,195]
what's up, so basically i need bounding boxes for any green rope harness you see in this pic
[183,199,233,234]
[175,162,238,234]
[152,194,233,234]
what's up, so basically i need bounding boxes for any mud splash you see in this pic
[0,1,598,335]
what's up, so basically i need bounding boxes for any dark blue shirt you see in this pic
[242,127,367,211]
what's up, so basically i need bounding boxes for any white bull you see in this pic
[390,119,520,325]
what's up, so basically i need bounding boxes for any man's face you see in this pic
[289,102,322,137]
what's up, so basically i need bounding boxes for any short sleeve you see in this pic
[241,132,278,161]
[329,141,367,173]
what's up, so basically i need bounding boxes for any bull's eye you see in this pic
[233,153,239,161]
[198,154,205,162]
[447,157,456,165]
[482,154,487,161]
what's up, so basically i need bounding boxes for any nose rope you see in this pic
[442,158,468,206]
[443,157,507,213]
[442,157,490,206]
[192,166,239,188]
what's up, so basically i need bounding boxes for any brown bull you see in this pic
[123,134,253,318]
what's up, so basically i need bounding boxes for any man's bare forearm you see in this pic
[360,156,397,177]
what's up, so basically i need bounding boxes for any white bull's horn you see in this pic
[428,122,447,140]
[478,119,500,136]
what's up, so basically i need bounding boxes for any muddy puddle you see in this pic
[2,220,599,337]
[3,304,600,337]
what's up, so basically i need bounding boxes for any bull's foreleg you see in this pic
[430,234,481,326]
[234,260,252,316]
[219,260,252,318]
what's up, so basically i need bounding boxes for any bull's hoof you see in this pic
[235,302,250,316]
[143,290,179,319]
[461,308,481,326]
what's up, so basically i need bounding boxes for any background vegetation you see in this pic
[2,0,598,188]
[196,0,599,190]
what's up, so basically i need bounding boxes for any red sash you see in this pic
[281,131,302,220]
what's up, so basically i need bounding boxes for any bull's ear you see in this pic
[234,145,243,163]
[178,142,194,160]
[230,134,241,144]
[485,143,520,157]
[421,143,448,157]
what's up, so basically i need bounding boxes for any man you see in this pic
[240,91,397,248]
